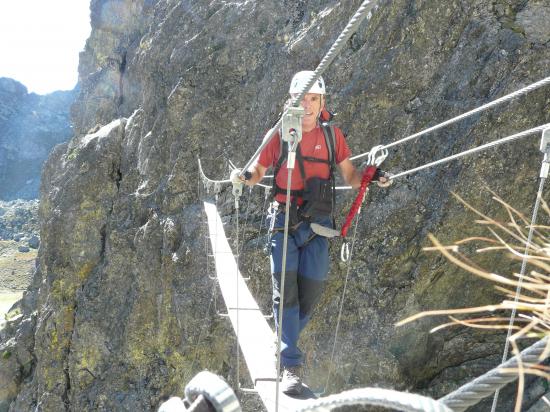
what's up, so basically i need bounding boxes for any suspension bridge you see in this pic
[193,0,550,411]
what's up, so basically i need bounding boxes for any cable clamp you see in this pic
[540,128,550,179]
[281,106,304,144]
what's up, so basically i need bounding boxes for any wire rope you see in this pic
[390,124,550,180]
[240,0,380,174]
[238,187,253,266]
[296,387,452,412]
[274,139,300,411]
[351,76,550,160]
[491,165,549,411]
[440,338,549,411]
[234,196,242,389]
[324,208,362,393]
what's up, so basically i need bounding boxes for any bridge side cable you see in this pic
[390,124,550,180]
[351,76,550,160]
[240,0,380,176]
[440,338,549,412]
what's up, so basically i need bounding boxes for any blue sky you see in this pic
[0,0,91,95]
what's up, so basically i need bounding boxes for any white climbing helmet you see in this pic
[289,71,326,95]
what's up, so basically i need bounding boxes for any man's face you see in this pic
[291,93,324,131]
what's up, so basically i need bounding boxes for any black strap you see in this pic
[273,186,304,197]
[320,124,337,227]
[295,144,307,182]
[301,156,330,164]
[271,140,306,202]
[272,124,337,203]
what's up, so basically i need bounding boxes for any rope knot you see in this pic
[366,145,388,167]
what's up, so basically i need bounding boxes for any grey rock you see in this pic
[517,2,550,44]
[526,391,550,412]
[0,200,39,241]
[16,246,29,253]
[27,235,39,249]
[0,78,76,200]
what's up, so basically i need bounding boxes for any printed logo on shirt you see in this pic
[314,144,322,150]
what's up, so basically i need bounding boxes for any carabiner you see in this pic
[340,240,350,262]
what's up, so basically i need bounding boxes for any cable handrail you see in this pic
[390,124,550,180]
[201,124,550,191]
[296,387,452,412]
[351,76,550,160]
[440,337,549,411]
[198,158,231,184]
[240,0,380,175]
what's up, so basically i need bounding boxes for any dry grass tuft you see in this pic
[396,192,550,412]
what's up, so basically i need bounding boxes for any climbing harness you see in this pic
[270,121,337,220]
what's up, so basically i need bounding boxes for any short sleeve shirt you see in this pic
[257,125,351,203]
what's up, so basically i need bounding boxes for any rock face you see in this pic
[0,78,75,200]
[1,0,550,411]
[0,200,39,242]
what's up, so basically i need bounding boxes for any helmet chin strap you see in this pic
[316,95,325,125]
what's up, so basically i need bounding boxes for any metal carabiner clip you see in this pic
[340,240,350,262]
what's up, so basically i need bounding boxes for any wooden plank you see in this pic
[204,201,316,412]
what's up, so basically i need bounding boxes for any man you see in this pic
[231,71,390,395]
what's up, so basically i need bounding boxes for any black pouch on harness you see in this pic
[300,177,333,218]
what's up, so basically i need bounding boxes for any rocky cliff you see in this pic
[1,0,549,411]
[0,78,76,200]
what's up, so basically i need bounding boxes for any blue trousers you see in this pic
[270,210,330,367]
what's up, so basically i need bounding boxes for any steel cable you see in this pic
[351,76,550,160]
[296,387,452,412]
[324,205,362,393]
[390,124,550,180]
[241,0,380,174]
[491,165,549,411]
[440,338,548,411]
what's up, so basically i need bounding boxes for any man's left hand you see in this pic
[230,168,245,184]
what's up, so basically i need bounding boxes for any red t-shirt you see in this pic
[257,126,351,204]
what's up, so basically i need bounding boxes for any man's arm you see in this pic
[338,158,362,189]
[338,158,392,189]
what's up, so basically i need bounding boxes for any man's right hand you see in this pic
[373,168,392,187]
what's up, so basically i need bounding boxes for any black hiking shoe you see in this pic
[281,366,303,395]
